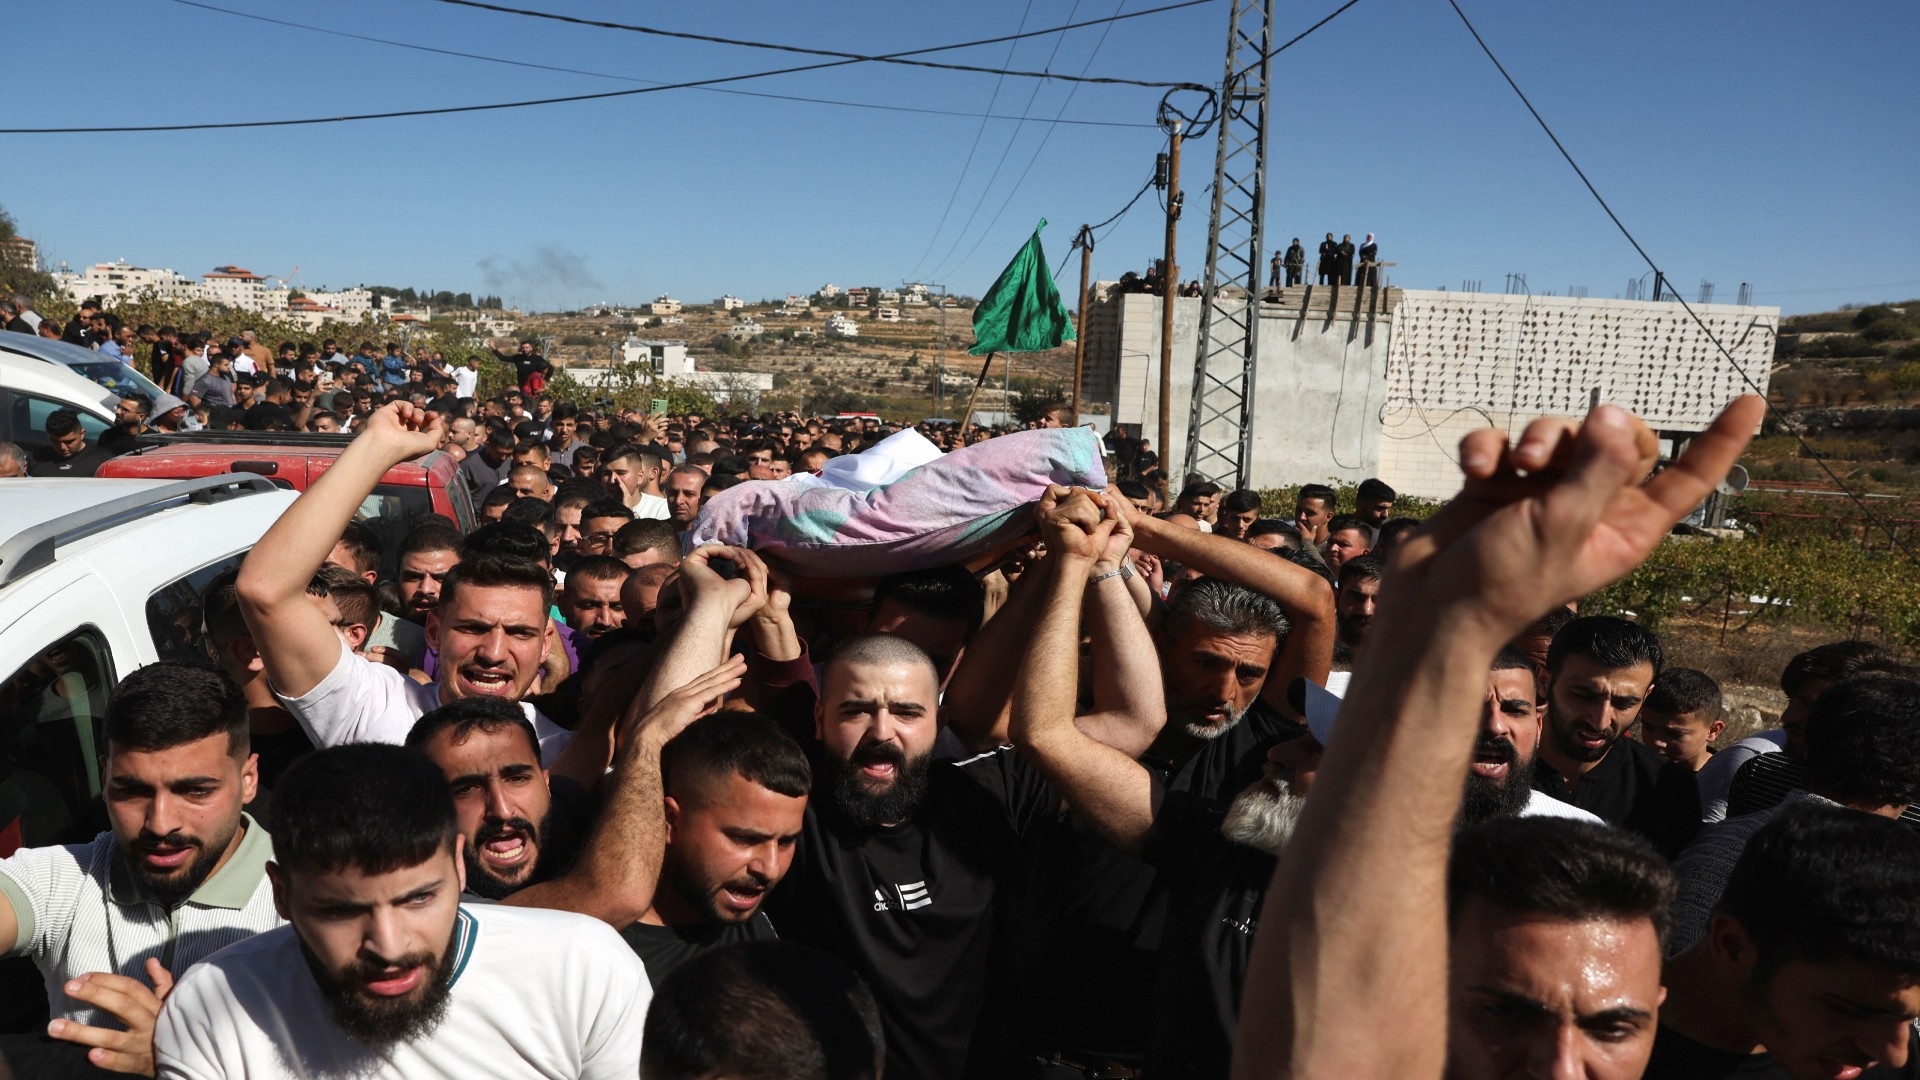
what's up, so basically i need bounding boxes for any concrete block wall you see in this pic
[1377,291,1777,498]
[1079,287,1777,499]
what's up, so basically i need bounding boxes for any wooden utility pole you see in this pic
[1158,122,1183,478]
[1071,225,1093,426]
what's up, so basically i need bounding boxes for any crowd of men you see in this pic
[3,346,1918,1080]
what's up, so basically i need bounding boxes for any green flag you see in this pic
[969,219,1076,356]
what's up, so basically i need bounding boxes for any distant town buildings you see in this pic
[50,259,396,330]
[783,294,812,311]
[3,237,38,271]
[825,312,860,338]
[817,283,842,299]
[728,318,765,341]
[606,336,774,401]
[649,295,683,316]
[716,294,744,311]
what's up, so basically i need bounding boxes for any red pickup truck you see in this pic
[97,431,475,575]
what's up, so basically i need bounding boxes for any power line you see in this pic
[926,0,1096,282]
[950,0,1363,280]
[162,0,1156,129]
[0,0,1210,135]
[1444,0,1916,561]
[429,0,1216,90]
[901,1,1038,285]
[938,0,1126,280]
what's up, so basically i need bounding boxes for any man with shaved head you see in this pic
[507,463,553,502]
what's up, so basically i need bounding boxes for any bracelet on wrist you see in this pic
[1089,562,1135,586]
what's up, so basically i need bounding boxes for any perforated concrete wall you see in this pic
[1078,288,1776,499]
[1377,291,1777,497]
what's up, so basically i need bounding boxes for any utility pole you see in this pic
[1158,121,1183,479]
[1071,225,1093,426]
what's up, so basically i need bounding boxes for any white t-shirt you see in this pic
[1523,788,1605,824]
[156,904,648,1080]
[232,355,257,376]
[631,492,670,521]
[276,642,572,766]
[452,365,478,399]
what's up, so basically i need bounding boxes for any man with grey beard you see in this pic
[1010,492,1306,1080]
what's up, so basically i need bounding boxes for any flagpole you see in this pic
[957,351,997,433]
[1071,225,1093,427]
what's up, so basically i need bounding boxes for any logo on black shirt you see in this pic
[872,880,932,912]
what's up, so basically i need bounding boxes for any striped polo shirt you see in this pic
[0,814,283,1024]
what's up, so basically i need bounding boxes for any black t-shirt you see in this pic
[1000,814,1166,1063]
[26,443,114,478]
[1160,697,1296,805]
[1532,735,1701,858]
[1641,1025,1791,1079]
[1141,788,1275,1080]
[621,911,777,985]
[1641,1022,1920,1079]
[763,746,1055,1080]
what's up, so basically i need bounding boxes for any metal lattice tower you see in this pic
[1183,0,1273,488]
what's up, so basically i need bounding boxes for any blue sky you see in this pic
[3,0,1915,315]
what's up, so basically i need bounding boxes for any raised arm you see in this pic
[236,403,443,697]
[1075,495,1169,759]
[941,549,1056,752]
[1127,506,1334,716]
[1230,396,1764,1080]
[505,657,744,925]
[1010,491,1159,855]
[623,546,765,743]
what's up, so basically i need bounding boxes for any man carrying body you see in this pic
[236,402,574,765]
[1009,494,1595,1077]
[1,664,280,1077]
[153,743,647,1079]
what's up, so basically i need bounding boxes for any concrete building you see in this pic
[303,287,374,320]
[728,318,765,340]
[818,283,842,299]
[54,260,199,304]
[3,238,37,272]
[607,337,774,402]
[1081,286,1777,498]
[784,294,812,311]
[199,266,275,312]
[649,295,683,316]
[716,295,744,311]
[825,313,860,339]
